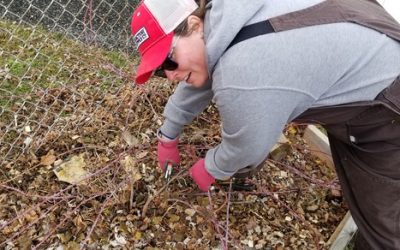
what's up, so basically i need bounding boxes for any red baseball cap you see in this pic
[131,0,198,84]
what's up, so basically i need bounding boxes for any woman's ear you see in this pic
[187,15,204,34]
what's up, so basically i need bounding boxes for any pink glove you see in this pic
[157,133,180,171]
[189,159,215,191]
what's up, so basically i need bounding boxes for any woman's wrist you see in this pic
[157,129,177,142]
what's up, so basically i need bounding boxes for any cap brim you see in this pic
[135,33,174,84]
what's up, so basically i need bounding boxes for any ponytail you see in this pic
[174,0,208,36]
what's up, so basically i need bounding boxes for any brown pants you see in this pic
[292,77,400,249]
[239,78,400,248]
[326,93,400,249]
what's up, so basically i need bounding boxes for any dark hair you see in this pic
[174,0,208,36]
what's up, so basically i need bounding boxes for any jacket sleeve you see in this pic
[159,79,214,138]
[205,88,315,179]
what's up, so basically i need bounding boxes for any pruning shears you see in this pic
[163,160,177,182]
[214,178,256,191]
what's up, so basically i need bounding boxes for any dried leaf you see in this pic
[168,214,180,223]
[287,126,297,135]
[134,231,142,241]
[17,233,32,249]
[53,154,87,185]
[24,210,38,222]
[122,130,139,147]
[73,215,87,232]
[120,155,142,182]
[24,137,32,147]
[306,205,319,212]
[71,135,80,140]
[110,234,127,247]
[330,189,342,197]
[285,216,293,222]
[279,171,288,178]
[65,241,80,250]
[152,216,163,225]
[57,232,72,243]
[135,151,148,159]
[184,208,196,217]
[40,151,56,166]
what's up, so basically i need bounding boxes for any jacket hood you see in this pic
[203,0,265,72]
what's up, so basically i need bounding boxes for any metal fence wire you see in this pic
[0,0,173,248]
[1,0,139,163]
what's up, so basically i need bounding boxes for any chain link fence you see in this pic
[1,0,139,163]
[0,0,176,248]
[1,0,137,50]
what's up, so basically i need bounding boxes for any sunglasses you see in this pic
[154,36,180,78]
[154,57,178,78]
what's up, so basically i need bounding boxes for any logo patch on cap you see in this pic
[134,27,149,49]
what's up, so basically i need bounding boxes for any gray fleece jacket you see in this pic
[160,0,400,179]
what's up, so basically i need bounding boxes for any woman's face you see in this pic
[164,16,209,88]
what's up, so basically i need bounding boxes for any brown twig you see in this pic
[260,185,323,250]
[80,185,127,249]
[268,159,340,190]
[32,192,108,250]
[0,199,65,249]
[207,190,227,249]
[224,180,233,249]
[142,166,190,217]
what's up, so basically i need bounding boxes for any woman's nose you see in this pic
[165,70,177,81]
